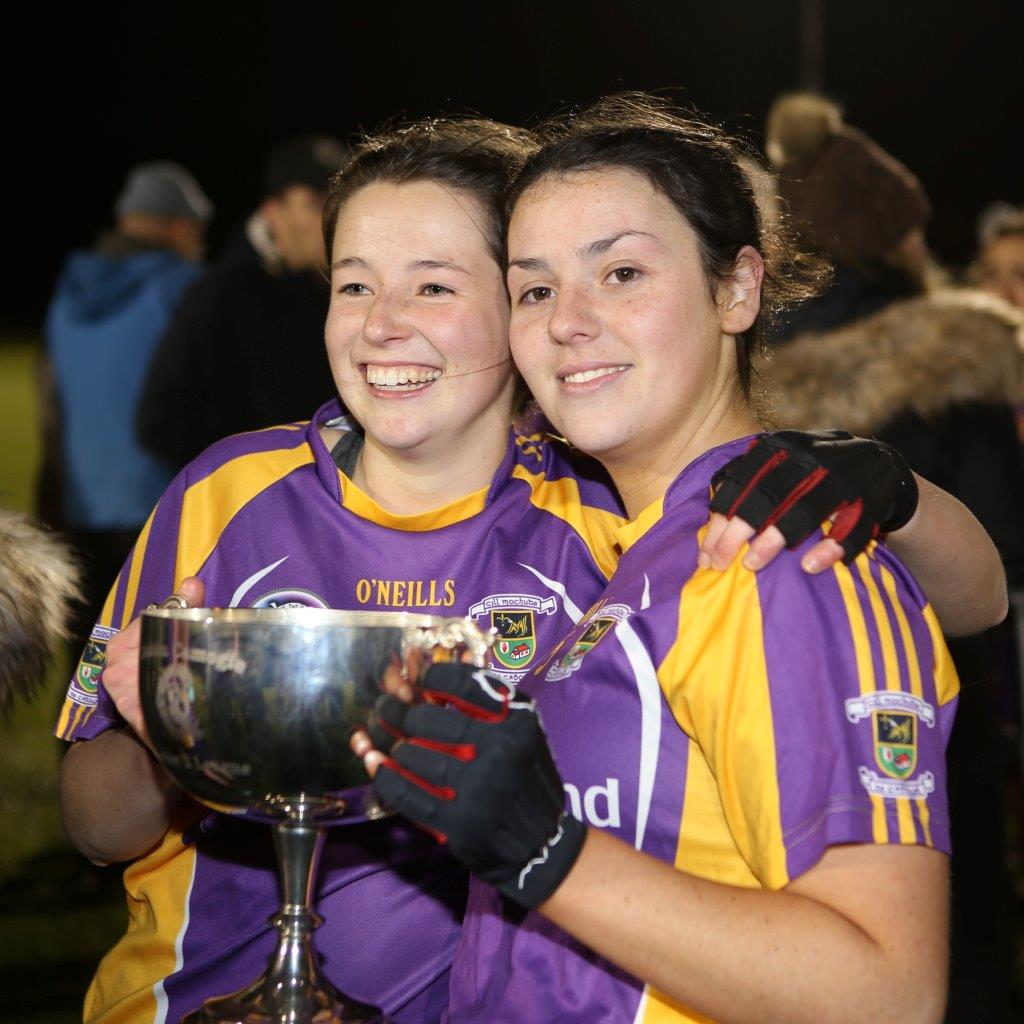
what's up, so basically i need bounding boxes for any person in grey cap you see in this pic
[38,160,213,648]
[137,135,347,469]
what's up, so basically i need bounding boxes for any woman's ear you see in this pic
[719,245,764,335]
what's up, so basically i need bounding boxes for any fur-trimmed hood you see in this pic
[0,509,80,716]
[758,290,1024,434]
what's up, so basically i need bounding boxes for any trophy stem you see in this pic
[182,815,384,1022]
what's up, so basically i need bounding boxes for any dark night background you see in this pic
[10,0,1023,331]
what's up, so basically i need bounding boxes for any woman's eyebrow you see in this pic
[410,258,470,275]
[507,256,552,274]
[578,229,656,259]
[330,256,370,271]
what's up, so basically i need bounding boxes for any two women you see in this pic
[62,108,991,1022]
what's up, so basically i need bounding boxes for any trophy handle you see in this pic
[408,617,495,668]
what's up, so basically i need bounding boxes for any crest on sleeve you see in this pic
[873,711,916,779]
[69,624,116,706]
[845,691,936,798]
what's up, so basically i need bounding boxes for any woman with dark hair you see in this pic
[361,96,962,1023]
[68,108,996,1024]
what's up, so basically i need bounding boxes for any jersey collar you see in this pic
[307,399,518,531]
[612,436,756,554]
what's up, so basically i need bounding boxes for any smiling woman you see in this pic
[367,96,965,1024]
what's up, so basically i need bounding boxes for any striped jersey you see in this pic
[449,436,958,1024]
[55,399,623,1024]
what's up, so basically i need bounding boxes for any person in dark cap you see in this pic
[38,160,211,644]
[136,135,347,469]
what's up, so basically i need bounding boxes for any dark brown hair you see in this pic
[506,93,826,403]
[323,117,536,266]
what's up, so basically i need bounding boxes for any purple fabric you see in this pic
[57,400,616,1022]
[449,437,956,1023]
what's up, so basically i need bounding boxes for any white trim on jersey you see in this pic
[152,850,199,1024]
[229,556,288,607]
[615,575,660,852]
[517,563,583,624]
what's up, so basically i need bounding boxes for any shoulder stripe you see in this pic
[855,558,900,693]
[176,446,315,583]
[511,464,624,579]
[831,563,876,695]
[121,509,158,629]
[922,602,960,707]
[877,562,924,699]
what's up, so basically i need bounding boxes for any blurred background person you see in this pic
[37,161,212,645]
[136,134,347,470]
[974,203,1024,311]
[760,92,1024,1023]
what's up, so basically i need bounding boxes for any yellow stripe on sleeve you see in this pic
[175,447,315,584]
[922,603,960,707]
[120,510,158,629]
[832,562,889,842]
[916,797,934,847]
[510,464,626,580]
[855,558,900,692]
[895,797,917,843]
[871,794,889,843]
[878,564,924,699]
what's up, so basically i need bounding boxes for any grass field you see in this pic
[0,340,125,1024]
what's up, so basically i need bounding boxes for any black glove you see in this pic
[709,429,918,563]
[370,662,586,909]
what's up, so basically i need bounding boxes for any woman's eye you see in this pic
[609,266,640,284]
[421,284,454,297]
[338,283,369,296]
[519,286,553,305]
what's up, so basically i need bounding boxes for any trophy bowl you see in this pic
[139,607,491,1024]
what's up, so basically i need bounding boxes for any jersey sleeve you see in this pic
[54,466,192,743]
[664,539,958,890]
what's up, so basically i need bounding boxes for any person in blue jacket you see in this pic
[39,160,213,644]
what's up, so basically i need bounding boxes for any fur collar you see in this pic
[757,290,1024,433]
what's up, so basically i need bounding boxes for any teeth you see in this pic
[561,366,629,384]
[365,365,443,389]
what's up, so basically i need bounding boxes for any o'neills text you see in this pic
[355,578,456,608]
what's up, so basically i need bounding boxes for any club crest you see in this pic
[70,624,116,706]
[873,711,917,779]
[469,593,558,677]
[491,610,537,670]
[546,603,632,681]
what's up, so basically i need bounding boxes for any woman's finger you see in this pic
[707,517,756,571]
[800,538,845,574]
[698,512,730,569]
[742,525,787,570]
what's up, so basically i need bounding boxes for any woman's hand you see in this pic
[352,662,586,909]
[703,430,918,573]
[103,576,206,746]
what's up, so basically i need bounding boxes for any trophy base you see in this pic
[181,973,388,1023]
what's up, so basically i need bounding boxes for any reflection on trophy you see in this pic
[140,607,492,1024]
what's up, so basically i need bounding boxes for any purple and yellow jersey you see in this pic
[55,399,623,1024]
[450,437,959,1024]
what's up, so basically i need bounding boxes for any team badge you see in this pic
[546,603,631,681]
[69,625,116,706]
[873,712,917,779]
[469,593,558,678]
[491,610,537,670]
[844,690,935,798]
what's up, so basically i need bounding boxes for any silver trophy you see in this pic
[139,607,492,1024]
